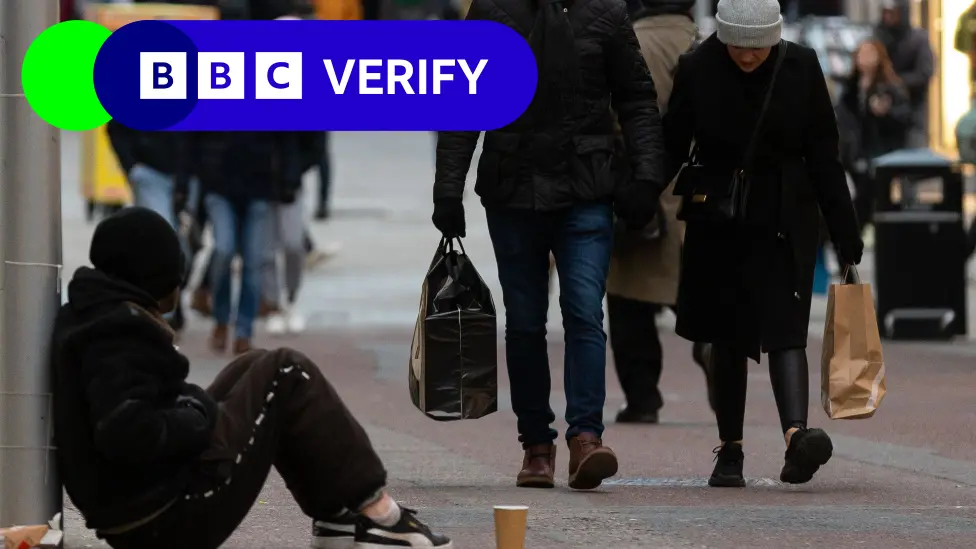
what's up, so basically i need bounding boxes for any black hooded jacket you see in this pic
[875,0,934,111]
[51,267,217,531]
[435,0,666,211]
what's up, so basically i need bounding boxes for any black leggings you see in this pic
[711,345,809,442]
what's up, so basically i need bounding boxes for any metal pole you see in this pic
[0,0,64,535]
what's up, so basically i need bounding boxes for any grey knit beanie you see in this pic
[715,0,783,48]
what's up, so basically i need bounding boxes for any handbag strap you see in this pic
[741,40,789,172]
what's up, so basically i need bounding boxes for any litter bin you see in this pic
[872,148,968,340]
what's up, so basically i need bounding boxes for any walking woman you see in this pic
[663,0,863,487]
[836,39,911,233]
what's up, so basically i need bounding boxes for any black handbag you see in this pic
[674,41,788,223]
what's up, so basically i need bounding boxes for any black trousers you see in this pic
[607,295,668,413]
[711,345,809,442]
[103,348,388,549]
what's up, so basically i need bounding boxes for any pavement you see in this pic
[55,130,976,548]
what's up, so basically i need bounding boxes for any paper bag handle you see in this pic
[841,264,861,285]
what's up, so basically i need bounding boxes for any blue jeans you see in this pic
[129,164,177,228]
[486,202,614,447]
[205,193,272,340]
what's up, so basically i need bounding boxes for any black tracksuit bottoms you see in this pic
[102,348,387,549]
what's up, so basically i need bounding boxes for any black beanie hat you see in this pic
[90,207,185,300]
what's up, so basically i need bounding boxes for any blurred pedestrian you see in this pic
[178,131,301,354]
[836,39,911,233]
[876,0,934,148]
[434,0,667,490]
[664,0,863,488]
[606,0,715,426]
[262,129,320,336]
[51,207,453,549]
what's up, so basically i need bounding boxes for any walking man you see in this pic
[433,0,667,490]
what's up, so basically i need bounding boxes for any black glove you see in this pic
[280,186,298,205]
[615,180,660,231]
[835,236,864,267]
[432,198,466,238]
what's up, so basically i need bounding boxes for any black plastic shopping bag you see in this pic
[409,238,497,421]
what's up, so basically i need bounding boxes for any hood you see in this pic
[67,267,161,315]
[634,0,695,20]
[879,0,911,33]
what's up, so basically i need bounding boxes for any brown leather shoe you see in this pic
[516,444,556,489]
[232,338,252,355]
[191,288,212,317]
[210,324,228,352]
[258,300,279,319]
[567,433,618,490]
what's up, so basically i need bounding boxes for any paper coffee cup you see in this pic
[494,505,528,549]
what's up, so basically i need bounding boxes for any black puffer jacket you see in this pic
[435,0,666,211]
[632,0,694,20]
[52,267,217,531]
[175,131,303,204]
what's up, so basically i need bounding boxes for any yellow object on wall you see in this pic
[81,3,219,206]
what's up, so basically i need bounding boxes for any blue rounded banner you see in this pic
[93,20,538,131]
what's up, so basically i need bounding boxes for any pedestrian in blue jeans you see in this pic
[432,0,666,491]
[177,131,302,355]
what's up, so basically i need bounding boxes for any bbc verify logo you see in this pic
[140,52,303,100]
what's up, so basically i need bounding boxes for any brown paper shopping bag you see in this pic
[821,266,886,419]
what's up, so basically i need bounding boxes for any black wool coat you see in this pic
[434,0,666,211]
[663,35,860,362]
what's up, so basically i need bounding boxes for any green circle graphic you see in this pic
[22,20,113,132]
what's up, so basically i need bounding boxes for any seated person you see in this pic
[51,207,452,549]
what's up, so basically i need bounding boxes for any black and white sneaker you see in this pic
[311,510,358,549]
[354,506,453,548]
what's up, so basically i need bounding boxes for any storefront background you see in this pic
[920,0,971,154]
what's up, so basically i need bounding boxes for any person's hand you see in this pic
[615,180,660,231]
[280,187,298,205]
[835,236,865,267]
[432,198,466,239]
[869,94,892,116]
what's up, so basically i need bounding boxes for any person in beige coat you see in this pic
[607,0,714,424]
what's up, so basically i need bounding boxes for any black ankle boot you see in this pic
[780,428,833,484]
[708,442,745,487]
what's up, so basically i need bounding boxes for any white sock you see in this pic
[363,497,401,527]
